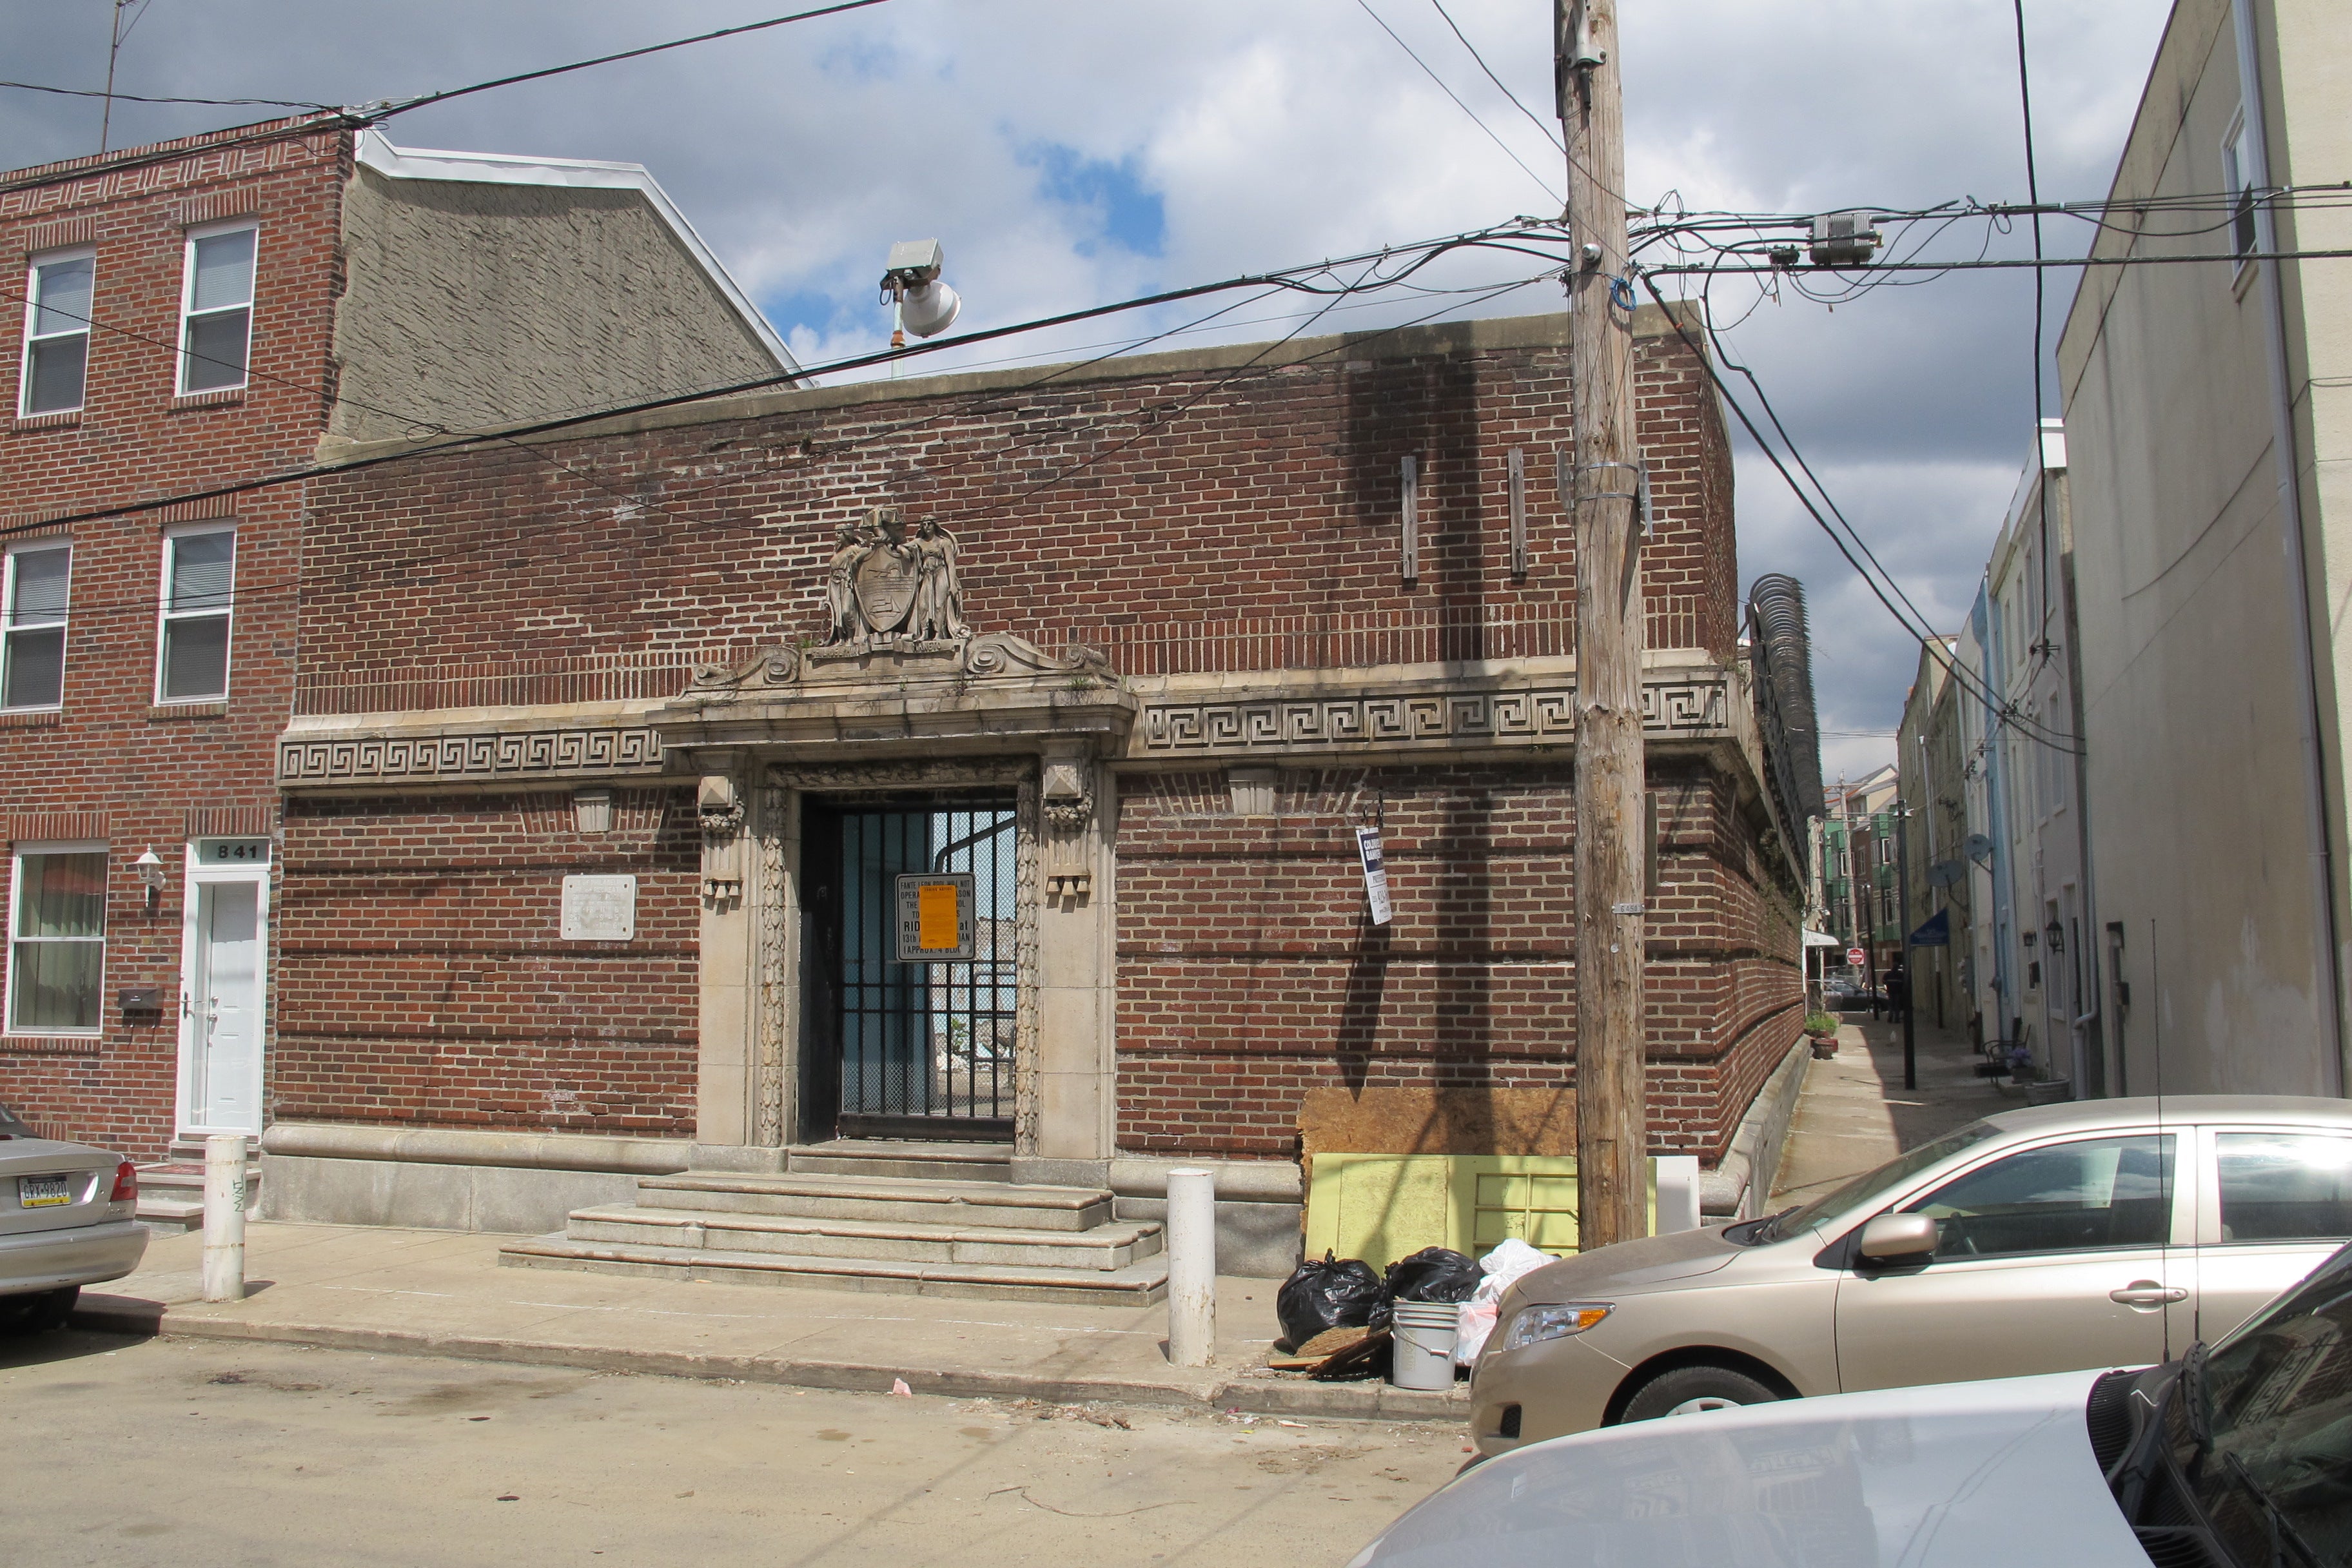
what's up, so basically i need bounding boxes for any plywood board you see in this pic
[1298,1086,1578,1159]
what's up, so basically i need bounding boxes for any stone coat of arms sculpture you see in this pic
[825,507,967,649]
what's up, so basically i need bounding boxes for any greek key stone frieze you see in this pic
[1139,676,1729,755]
[277,727,667,787]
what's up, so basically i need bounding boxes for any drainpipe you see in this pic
[2233,0,2348,1095]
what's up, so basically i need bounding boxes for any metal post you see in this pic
[1897,803,1916,1091]
[1164,1168,1216,1367]
[1560,0,1649,1254]
[201,1133,246,1304]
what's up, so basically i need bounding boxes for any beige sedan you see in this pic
[1469,1094,2352,1456]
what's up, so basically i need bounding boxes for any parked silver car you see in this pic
[1471,1095,2352,1455]
[0,1104,146,1333]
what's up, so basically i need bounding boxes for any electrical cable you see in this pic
[370,0,895,121]
[0,81,335,111]
[2014,0,2057,669]
[1426,0,1563,154]
[1636,271,2079,755]
[1352,0,1563,206]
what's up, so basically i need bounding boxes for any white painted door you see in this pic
[189,879,262,1133]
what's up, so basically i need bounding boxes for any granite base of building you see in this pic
[257,1123,692,1235]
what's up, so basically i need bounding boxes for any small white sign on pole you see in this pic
[1356,826,1393,926]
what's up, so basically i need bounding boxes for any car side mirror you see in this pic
[1856,1213,1939,1262]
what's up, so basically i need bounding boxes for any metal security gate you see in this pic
[804,796,1017,1141]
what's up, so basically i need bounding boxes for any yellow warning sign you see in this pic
[917,881,961,951]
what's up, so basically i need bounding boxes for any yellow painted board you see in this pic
[1304,1153,1660,1268]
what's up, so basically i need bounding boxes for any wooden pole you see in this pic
[1560,0,1649,1251]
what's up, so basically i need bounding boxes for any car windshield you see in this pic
[0,1101,32,1138]
[2184,1241,2352,1563]
[1749,1120,2002,1244]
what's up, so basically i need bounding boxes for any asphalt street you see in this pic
[0,1329,1459,1568]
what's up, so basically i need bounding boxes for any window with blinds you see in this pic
[6,844,106,1034]
[19,250,93,416]
[157,527,234,702]
[179,224,255,395]
[2,544,69,710]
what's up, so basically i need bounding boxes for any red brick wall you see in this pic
[293,311,1737,703]
[271,789,699,1135]
[0,121,351,1158]
[1114,760,1804,1162]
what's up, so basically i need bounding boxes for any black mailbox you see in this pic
[118,988,162,1018]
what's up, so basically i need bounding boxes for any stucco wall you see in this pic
[2057,0,2338,1095]
[330,167,779,445]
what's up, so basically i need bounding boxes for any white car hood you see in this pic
[1354,1370,2148,1568]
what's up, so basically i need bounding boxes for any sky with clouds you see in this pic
[7,0,2177,784]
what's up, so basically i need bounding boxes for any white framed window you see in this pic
[2223,112,2259,266]
[19,248,94,416]
[177,222,256,395]
[155,525,235,702]
[2,542,70,710]
[6,842,106,1035]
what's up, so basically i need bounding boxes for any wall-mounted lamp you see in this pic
[2044,920,2066,955]
[133,848,165,910]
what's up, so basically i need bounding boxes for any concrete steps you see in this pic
[498,1233,1170,1305]
[134,1137,260,1231]
[500,1139,1165,1304]
[563,1203,1162,1270]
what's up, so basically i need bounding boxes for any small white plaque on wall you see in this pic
[561,874,637,941]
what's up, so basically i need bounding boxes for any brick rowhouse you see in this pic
[268,304,1812,1249]
[0,115,789,1171]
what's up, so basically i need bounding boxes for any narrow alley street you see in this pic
[1770,1014,2003,1208]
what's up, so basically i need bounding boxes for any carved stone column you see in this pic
[690,750,775,1166]
[1018,740,1119,1184]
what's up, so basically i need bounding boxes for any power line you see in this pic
[1425,0,1563,154]
[2012,0,2057,666]
[371,0,895,121]
[0,81,333,111]
[3,217,1578,540]
[1352,0,1563,207]
[1636,272,2079,756]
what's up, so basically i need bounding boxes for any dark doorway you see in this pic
[801,794,1018,1142]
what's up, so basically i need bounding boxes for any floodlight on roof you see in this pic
[880,239,961,346]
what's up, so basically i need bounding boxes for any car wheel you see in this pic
[0,1286,78,1335]
[1619,1364,1782,1424]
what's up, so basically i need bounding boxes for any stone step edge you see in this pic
[502,1234,1168,1293]
[646,1173,1110,1209]
[66,1293,1471,1423]
[569,1204,1159,1248]
[789,1141,1012,1162]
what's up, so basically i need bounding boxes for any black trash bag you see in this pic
[1382,1246,1481,1306]
[1275,1252,1386,1350]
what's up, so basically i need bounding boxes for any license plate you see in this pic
[16,1173,72,1208]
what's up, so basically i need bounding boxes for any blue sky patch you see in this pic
[1025,144,1165,259]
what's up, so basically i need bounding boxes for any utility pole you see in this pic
[1558,0,1647,1251]
[1896,801,1916,1090]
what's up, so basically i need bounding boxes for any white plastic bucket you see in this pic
[1390,1302,1460,1390]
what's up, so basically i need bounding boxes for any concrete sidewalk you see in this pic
[1770,1014,2003,1206]
[72,1221,1467,1423]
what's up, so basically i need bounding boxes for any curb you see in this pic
[68,1298,1472,1424]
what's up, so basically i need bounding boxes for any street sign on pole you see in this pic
[1847,947,1866,968]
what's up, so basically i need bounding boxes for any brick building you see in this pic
[251,304,1812,1278]
[0,115,791,1211]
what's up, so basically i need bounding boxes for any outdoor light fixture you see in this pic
[879,239,960,348]
[132,848,166,909]
[2045,920,2066,955]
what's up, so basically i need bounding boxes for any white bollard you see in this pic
[201,1133,247,1303]
[1653,1154,1701,1234]
[1164,1167,1217,1367]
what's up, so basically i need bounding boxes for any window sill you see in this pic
[148,701,228,720]
[0,707,63,727]
[0,1034,104,1054]
[170,387,246,411]
[12,408,83,432]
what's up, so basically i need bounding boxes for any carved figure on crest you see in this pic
[819,504,971,647]
[911,518,967,640]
